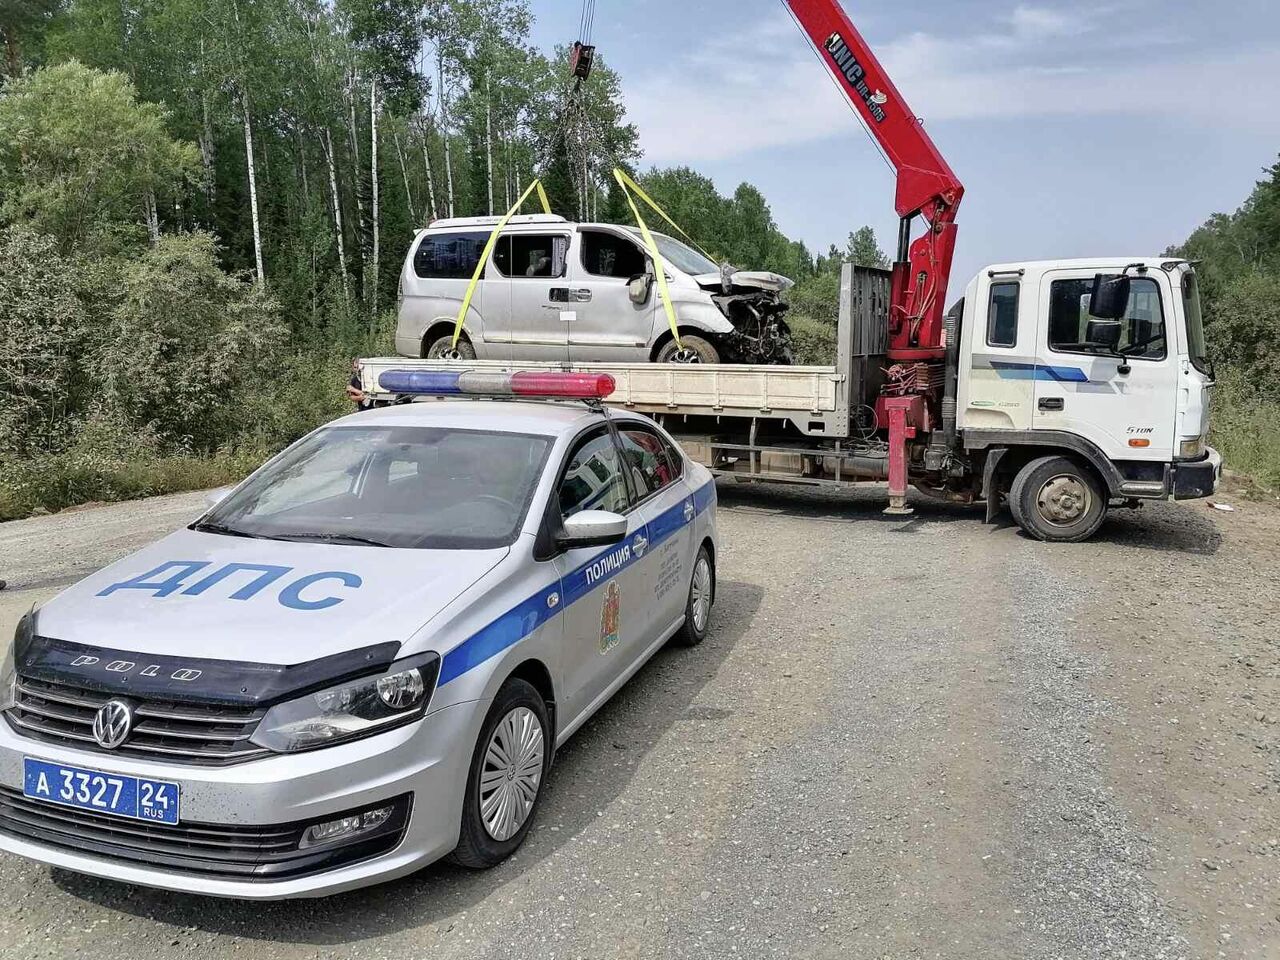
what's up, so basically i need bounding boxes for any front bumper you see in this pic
[0,701,482,899]
[1172,447,1222,500]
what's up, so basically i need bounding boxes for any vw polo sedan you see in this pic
[0,377,717,898]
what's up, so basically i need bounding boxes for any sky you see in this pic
[528,0,1280,287]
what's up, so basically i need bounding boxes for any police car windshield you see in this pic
[198,425,553,550]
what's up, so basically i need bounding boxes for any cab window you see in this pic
[559,432,630,518]
[986,281,1019,348]
[618,428,682,499]
[493,234,569,279]
[581,230,647,279]
[1048,277,1167,360]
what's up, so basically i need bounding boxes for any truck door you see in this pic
[1033,269,1180,462]
[566,228,655,361]
[553,428,652,721]
[485,231,572,361]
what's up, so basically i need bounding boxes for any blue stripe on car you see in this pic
[989,361,1089,383]
[438,480,713,686]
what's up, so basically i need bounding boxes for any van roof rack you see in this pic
[426,214,569,229]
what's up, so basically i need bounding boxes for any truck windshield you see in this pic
[1182,270,1211,376]
[627,229,719,276]
[196,425,552,550]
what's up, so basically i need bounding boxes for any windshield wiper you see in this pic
[268,532,395,548]
[190,522,258,539]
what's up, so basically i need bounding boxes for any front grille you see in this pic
[0,787,411,881]
[7,677,270,765]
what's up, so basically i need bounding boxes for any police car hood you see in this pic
[35,528,508,665]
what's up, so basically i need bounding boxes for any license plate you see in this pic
[23,758,180,825]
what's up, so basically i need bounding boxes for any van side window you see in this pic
[581,230,647,278]
[413,232,487,279]
[1048,277,1167,360]
[986,282,1019,347]
[559,432,629,518]
[493,234,569,279]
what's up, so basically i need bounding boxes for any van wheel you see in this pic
[450,678,550,869]
[1009,456,1106,543]
[657,335,720,364]
[425,334,476,360]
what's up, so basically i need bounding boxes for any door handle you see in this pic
[1038,397,1065,412]
[570,288,592,303]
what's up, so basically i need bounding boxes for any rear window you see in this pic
[413,231,487,279]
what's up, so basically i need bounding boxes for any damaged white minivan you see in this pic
[396,215,795,365]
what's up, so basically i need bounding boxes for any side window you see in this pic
[986,282,1019,348]
[413,232,487,279]
[1048,277,1166,360]
[618,428,682,499]
[559,432,630,518]
[493,234,569,279]
[581,230,647,279]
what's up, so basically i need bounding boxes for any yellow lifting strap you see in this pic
[612,168,682,351]
[612,168,718,264]
[450,179,554,349]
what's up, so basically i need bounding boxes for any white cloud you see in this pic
[624,6,1280,166]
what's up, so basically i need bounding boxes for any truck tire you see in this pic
[671,545,715,647]
[450,678,551,869]
[1008,455,1106,543]
[657,335,720,364]
[425,333,476,360]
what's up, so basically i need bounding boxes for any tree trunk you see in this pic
[438,52,455,217]
[241,86,265,285]
[418,117,438,221]
[198,37,216,203]
[346,75,366,265]
[485,74,494,216]
[144,189,160,245]
[393,129,416,224]
[323,127,350,301]
[369,79,380,318]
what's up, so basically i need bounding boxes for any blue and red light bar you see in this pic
[377,369,616,400]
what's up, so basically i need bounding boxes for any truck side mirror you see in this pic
[628,273,653,305]
[1088,274,1130,320]
[1085,319,1122,351]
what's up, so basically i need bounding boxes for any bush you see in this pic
[1210,369,1280,493]
[788,314,837,365]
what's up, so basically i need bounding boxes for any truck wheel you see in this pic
[671,546,715,647]
[657,335,720,364]
[450,678,551,869]
[425,334,476,360]
[1008,456,1106,543]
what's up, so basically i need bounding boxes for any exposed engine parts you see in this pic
[711,290,794,365]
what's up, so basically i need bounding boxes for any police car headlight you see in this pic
[251,653,440,753]
[0,608,34,714]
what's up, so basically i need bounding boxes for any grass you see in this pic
[1209,374,1280,496]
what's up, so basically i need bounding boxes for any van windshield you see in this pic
[627,229,718,276]
[196,426,553,550]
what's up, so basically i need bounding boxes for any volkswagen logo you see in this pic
[92,699,135,750]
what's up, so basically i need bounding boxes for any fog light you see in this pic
[299,804,395,849]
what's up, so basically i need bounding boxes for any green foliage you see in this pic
[1208,271,1280,397]
[0,60,198,250]
[93,232,284,448]
[787,315,837,366]
[1209,370,1280,493]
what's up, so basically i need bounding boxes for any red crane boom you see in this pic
[785,0,964,360]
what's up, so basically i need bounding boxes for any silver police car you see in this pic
[0,373,718,898]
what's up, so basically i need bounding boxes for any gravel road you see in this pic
[0,484,1275,959]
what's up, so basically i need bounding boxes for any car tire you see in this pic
[425,333,477,360]
[450,678,551,869]
[657,335,720,364]
[1008,455,1106,543]
[672,545,715,647]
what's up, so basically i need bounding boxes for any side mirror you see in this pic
[558,510,627,549]
[1088,274,1131,320]
[628,273,654,305]
[205,486,233,508]
[1085,319,1122,351]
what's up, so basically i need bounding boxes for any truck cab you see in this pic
[955,257,1219,537]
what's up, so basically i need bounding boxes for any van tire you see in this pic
[656,335,720,364]
[425,334,476,360]
[1009,455,1106,543]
